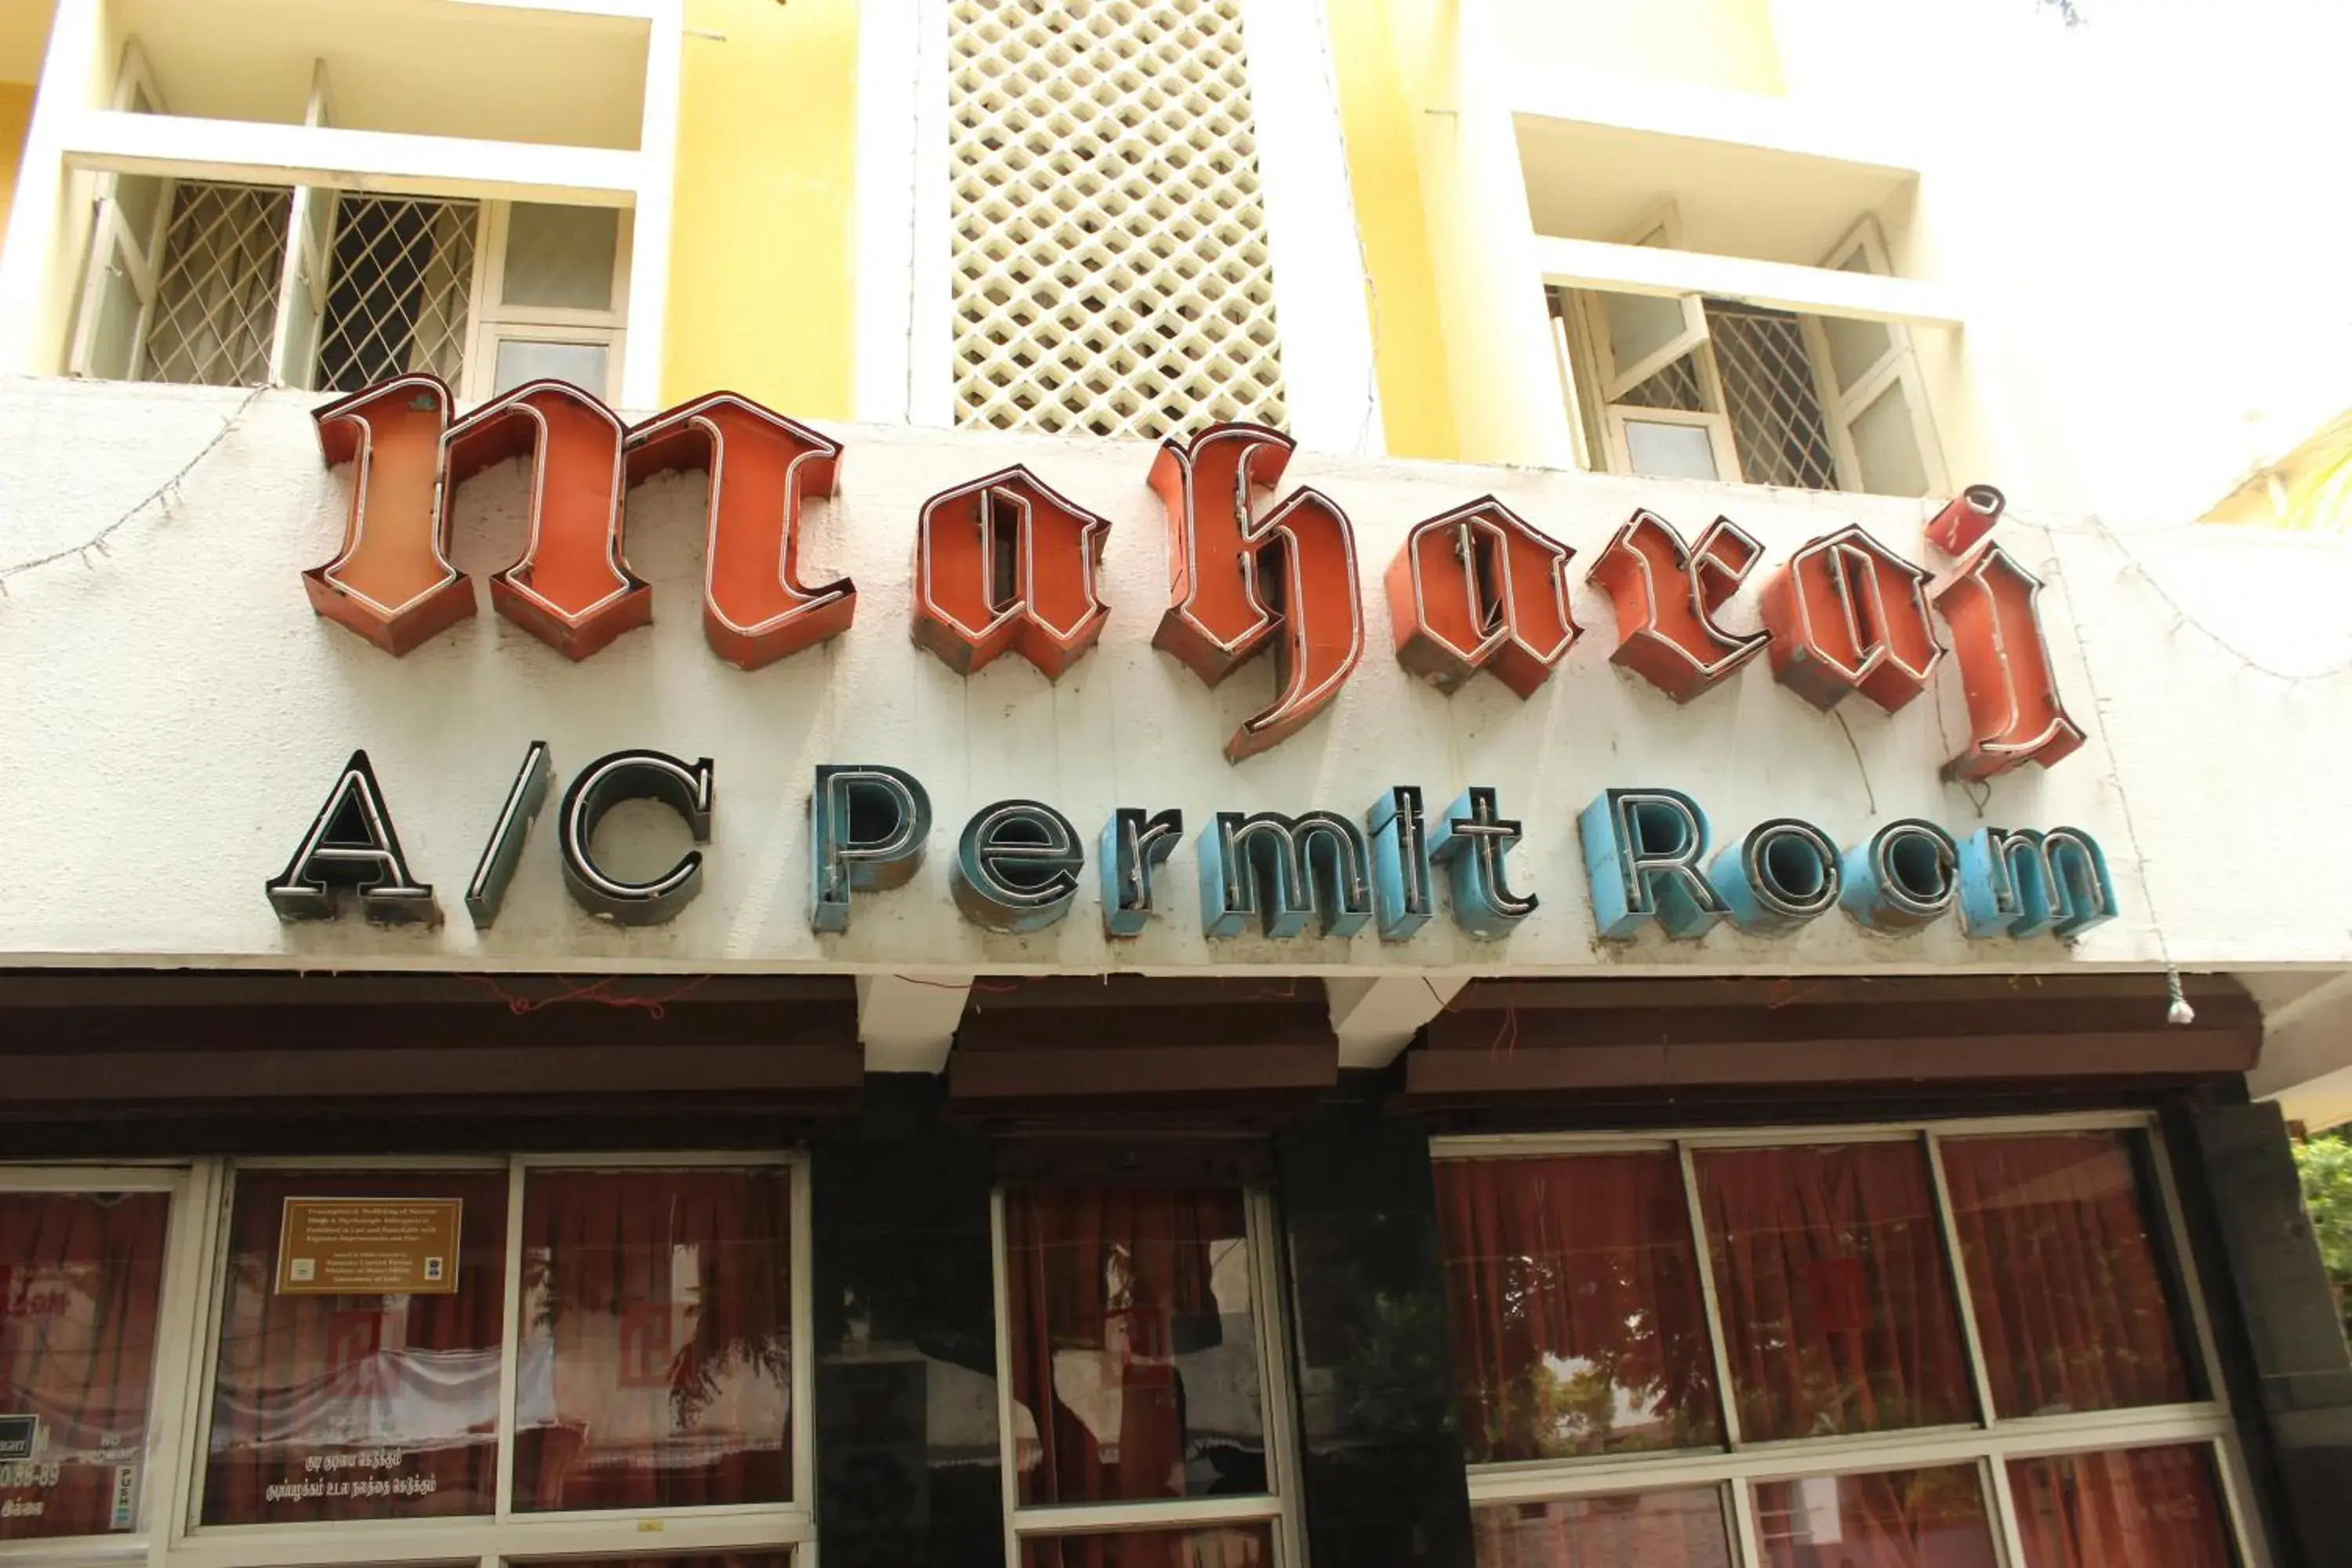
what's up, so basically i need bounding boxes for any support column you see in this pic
[1327,974,1463,1069]
[855,972,972,1074]
[1277,1076,1474,1568]
[2183,1101,2352,1567]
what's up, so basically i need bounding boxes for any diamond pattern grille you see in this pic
[316,196,478,393]
[947,0,1287,438]
[1619,353,1704,412]
[1705,302,1839,491]
[141,183,289,387]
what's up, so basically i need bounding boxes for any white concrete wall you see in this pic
[0,376,2345,978]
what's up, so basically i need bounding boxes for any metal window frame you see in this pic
[465,199,633,405]
[989,1183,1302,1566]
[102,1151,818,1568]
[1432,1112,2270,1568]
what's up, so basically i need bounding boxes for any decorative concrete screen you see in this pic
[946,0,1288,438]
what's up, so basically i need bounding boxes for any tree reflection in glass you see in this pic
[1435,1152,1722,1462]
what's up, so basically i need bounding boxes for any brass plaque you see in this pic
[275,1197,463,1295]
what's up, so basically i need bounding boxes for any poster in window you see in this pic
[276,1198,463,1296]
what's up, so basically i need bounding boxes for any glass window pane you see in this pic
[1475,1488,1733,1568]
[85,248,143,381]
[1623,419,1722,481]
[2007,1443,2236,1568]
[493,339,612,397]
[1602,292,1694,384]
[1821,314,1893,395]
[1019,1523,1271,1568]
[0,1192,170,1541]
[202,1170,508,1524]
[502,203,620,310]
[1006,1187,1265,1505]
[515,1167,793,1512]
[1694,1143,1975,1442]
[1435,1154,1720,1461]
[114,176,164,251]
[1941,1132,2194,1418]
[1849,379,1931,497]
[1753,1465,1998,1568]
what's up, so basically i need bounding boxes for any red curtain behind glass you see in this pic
[203,1171,508,1525]
[1471,1490,1733,1568]
[1940,1135,2190,1418]
[0,1192,169,1542]
[1435,1155,1720,1462]
[2009,1444,2235,1568]
[1753,1465,1998,1568]
[516,1168,792,1511]
[1020,1523,1271,1568]
[1006,1186,1247,1511]
[1696,1145,1974,1441]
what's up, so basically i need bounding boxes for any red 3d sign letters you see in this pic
[1759,525,1942,713]
[1926,483,2005,558]
[912,466,1112,678]
[1387,499,1577,698]
[304,376,473,655]
[448,379,640,662]
[626,394,851,670]
[1150,423,1363,761]
[1587,510,1768,702]
[1932,542,2085,780]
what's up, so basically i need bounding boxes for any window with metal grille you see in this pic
[139,183,289,388]
[946,0,1288,439]
[1550,219,1946,497]
[314,196,477,393]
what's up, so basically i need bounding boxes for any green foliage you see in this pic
[2292,1131,2352,1334]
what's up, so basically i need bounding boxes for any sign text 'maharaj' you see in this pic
[266,749,2118,946]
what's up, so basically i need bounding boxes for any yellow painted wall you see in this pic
[663,0,859,416]
[1326,0,1457,460]
[1493,0,1784,96]
[0,82,35,263]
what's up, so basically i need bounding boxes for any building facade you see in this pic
[1,3,2350,1568]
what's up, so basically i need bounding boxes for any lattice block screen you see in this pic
[317,196,478,393]
[948,0,1287,438]
[1706,303,1839,492]
[142,183,289,387]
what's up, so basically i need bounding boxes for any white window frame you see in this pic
[0,1152,814,1568]
[855,0,1382,453]
[465,201,635,405]
[15,1,680,403]
[0,1163,216,1568]
[1802,216,1951,496]
[65,41,172,382]
[1430,1112,2271,1568]
[989,1185,1305,1568]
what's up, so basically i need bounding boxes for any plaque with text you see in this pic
[275,1198,463,1295]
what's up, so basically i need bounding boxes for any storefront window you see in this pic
[1472,1487,1733,1568]
[2007,1443,2237,1568]
[1434,1116,2250,1568]
[1751,1465,1997,1568]
[517,1167,793,1511]
[1435,1151,1720,1461]
[996,1185,1292,1563]
[0,1188,172,1543]
[1693,1142,1976,1439]
[203,1168,509,1524]
[1940,1132,2197,1417]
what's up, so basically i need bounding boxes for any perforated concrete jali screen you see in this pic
[947,0,1288,439]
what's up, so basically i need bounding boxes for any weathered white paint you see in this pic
[0,377,2345,988]
[1530,235,1961,328]
[855,973,973,1074]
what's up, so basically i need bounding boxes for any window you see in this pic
[1552,212,1944,496]
[67,43,630,403]
[0,1173,181,1553]
[992,1185,1301,1566]
[1434,1117,2253,1568]
[946,0,1288,439]
[0,1154,811,1567]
